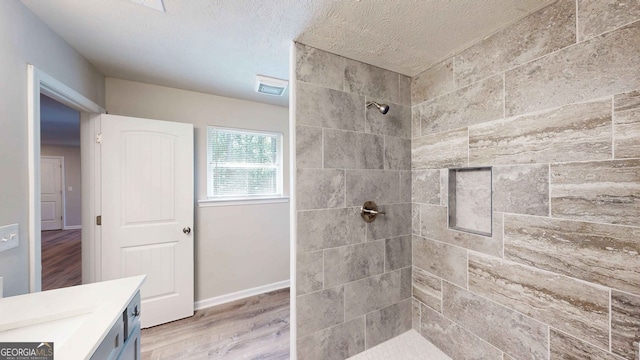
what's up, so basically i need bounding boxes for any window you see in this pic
[206,126,283,200]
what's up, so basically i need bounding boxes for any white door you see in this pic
[41,157,63,231]
[100,114,194,328]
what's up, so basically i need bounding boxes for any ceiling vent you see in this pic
[255,75,288,96]
[128,0,165,12]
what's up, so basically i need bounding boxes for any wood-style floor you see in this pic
[141,288,290,360]
[41,229,82,291]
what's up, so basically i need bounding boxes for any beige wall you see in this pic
[41,145,82,228]
[0,0,104,296]
[105,78,290,301]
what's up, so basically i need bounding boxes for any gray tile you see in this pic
[550,329,624,360]
[412,298,421,332]
[412,170,441,205]
[366,100,412,139]
[323,129,384,169]
[454,0,576,87]
[324,241,385,288]
[297,317,365,360]
[297,286,345,337]
[470,99,613,165]
[297,81,365,131]
[418,75,503,135]
[296,169,345,210]
[296,125,322,169]
[412,128,468,170]
[442,282,549,360]
[493,164,549,216]
[550,159,640,226]
[365,299,412,349]
[295,43,344,91]
[412,235,467,288]
[297,207,365,252]
[505,21,640,116]
[411,106,421,139]
[399,171,411,203]
[611,290,640,359]
[411,203,420,236]
[469,253,610,349]
[345,170,400,207]
[411,58,455,105]
[385,235,412,271]
[344,59,400,104]
[578,0,640,41]
[344,270,403,320]
[297,250,323,295]
[420,304,503,360]
[450,168,492,235]
[614,90,640,159]
[504,214,640,297]
[439,169,448,206]
[400,266,412,300]
[366,203,412,241]
[399,74,412,107]
[412,266,442,312]
[384,136,411,170]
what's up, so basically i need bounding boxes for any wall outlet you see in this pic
[0,224,19,253]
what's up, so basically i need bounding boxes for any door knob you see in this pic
[183,227,191,235]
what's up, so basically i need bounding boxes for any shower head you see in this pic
[366,101,390,115]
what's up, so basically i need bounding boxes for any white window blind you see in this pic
[206,126,283,199]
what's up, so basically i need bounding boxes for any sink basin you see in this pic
[0,308,94,344]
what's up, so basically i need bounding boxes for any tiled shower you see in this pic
[294,1,640,359]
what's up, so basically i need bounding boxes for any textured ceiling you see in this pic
[21,0,555,108]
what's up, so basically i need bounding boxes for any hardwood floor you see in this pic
[41,229,82,291]
[141,288,290,360]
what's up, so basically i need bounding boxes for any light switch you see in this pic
[0,224,19,253]
[68,186,73,192]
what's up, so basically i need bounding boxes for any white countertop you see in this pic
[0,276,145,360]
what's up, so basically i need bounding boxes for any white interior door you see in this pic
[41,157,63,231]
[100,114,194,328]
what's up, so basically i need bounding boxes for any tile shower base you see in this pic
[347,330,451,360]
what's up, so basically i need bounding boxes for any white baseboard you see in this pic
[194,279,290,311]
[64,225,82,230]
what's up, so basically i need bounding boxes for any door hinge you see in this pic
[96,215,102,226]
[96,133,102,144]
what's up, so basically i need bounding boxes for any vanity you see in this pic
[0,275,145,359]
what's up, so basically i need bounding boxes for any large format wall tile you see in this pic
[411,203,420,236]
[366,101,412,139]
[344,59,401,104]
[297,207,365,252]
[469,99,612,165]
[611,290,640,359]
[297,317,365,360]
[296,126,322,169]
[385,236,412,271]
[442,282,549,360]
[578,0,640,41]
[412,236,467,288]
[399,75,411,107]
[412,266,442,312]
[504,214,640,296]
[412,298,421,332]
[417,75,503,135]
[297,169,345,210]
[297,250,323,295]
[412,128,468,170]
[344,270,404,320]
[365,299,412,349]
[366,203,412,241]
[345,170,400,207]
[550,329,624,360]
[324,241,385,288]
[454,0,575,87]
[323,129,384,169]
[420,304,503,360]
[296,43,344,91]
[550,159,640,226]
[297,81,365,131]
[411,59,454,105]
[614,90,640,159]
[411,106,421,139]
[505,21,640,116]
[412,169,440,204]
[297,286,345,337]
[493,164,549,216]
[468,253,610,349]
[399,171,411,203]
[384,136,411,170]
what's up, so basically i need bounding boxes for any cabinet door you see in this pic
[118,323,140,360]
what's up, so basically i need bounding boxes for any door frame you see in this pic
[39,155,66,231]
[27,65,105,292]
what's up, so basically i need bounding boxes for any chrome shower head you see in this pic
[366,101,390,115]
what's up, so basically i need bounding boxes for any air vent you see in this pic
[255,75,288,96]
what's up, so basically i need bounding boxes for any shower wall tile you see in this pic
[550,329,623,360]
[323,129,384,169]
[365,299,412,349]
[412,235,467,288]
[469,99,613,165]
[366,100,412,139]
[324,241,385,288]
[504,214,640,297]
[439,169,448,206]
[345,170,400,206]
[611,290,640,359]
[417,75,503,135]
[454,0,576,87]
[411,203,420,236]
[296,169,345,210]
[297,286,345,337]
[385,235,412,271]
[297,207,365,252]
[295,42,344,91]
[411,106,421,139]
[384,136,411,170]
[366,203,412,241]
[412,169,441,205]
[420,304,503,360]
[399,171,411,203]
[296,126,322,169]
[411,58,454,105]
[344,270,404,320]
[400,267,412,299]
[297,317,365,360]
[614,90,640,159]
[412,266,442,312]
[505,21,640,116]
[578,0,640,41]
[399,74,412,107]
[442,282,549,360]
[550,159,640,226]
[493,164,549,216]
[296,81,365,132]
[297,250,323,295]
[468,253,610,349]
[344,59,401,104]
[412,128,468,170]
[412,298,421,332]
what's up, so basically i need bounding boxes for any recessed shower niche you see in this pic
[448,167,492,236]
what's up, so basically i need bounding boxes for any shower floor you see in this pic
[347,330,452,360]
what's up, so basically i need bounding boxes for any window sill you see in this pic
[198,197,290,207]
